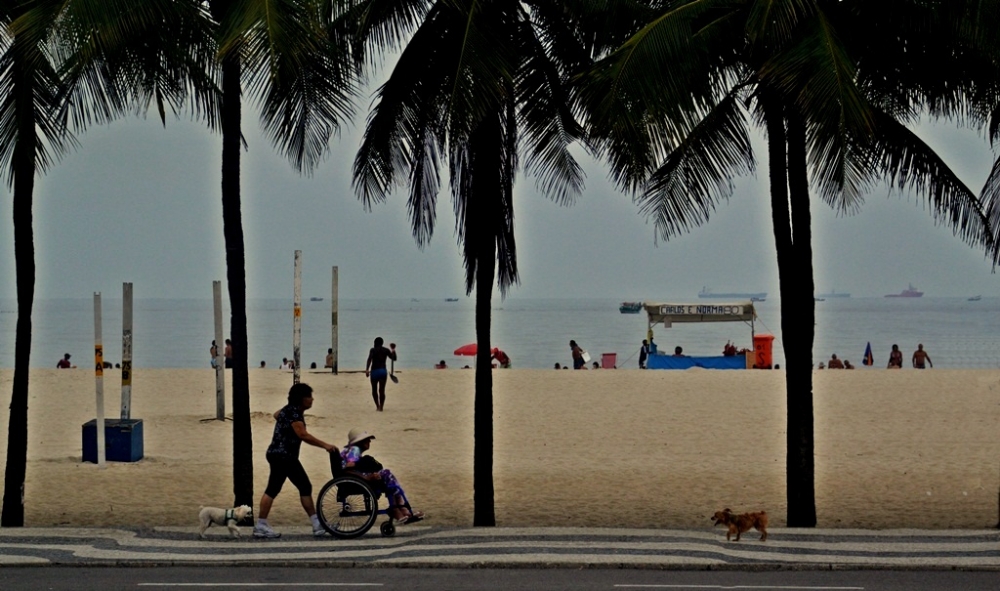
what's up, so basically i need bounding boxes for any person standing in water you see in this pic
[365,337,397,411]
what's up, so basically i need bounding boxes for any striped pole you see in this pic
[93,292,106,468]
[293,250,302,384]
[331,266,338,374]
[121,283,133,420]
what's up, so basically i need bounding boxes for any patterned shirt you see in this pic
[266,404,304,458]
[340,445,363,469]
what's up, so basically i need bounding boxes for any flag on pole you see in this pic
[862,341,874,366]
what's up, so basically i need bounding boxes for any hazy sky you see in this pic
[1,95,998,303]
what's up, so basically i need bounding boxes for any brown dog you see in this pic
[712,508,768,541]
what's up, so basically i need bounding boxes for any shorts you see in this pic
[264,454,312,498]
[370,368,388,381]
[573,357,585,369]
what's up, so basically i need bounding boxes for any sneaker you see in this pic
[313,525,328,537]
[253,524,281,539]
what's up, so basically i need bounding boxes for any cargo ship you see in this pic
[698,287,767,300]
[884,283,923,298]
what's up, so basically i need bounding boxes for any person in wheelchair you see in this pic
[340,428,425,524]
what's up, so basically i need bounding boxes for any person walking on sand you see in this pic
[324,348,335,369]
[254,382,338,539]
[912,344,933,369]
[365,337,397,411]
[210,341,219,368]
[224,339,233,368]
[569,340,585,369]
[638,339,650,369]
[887,344,903,369]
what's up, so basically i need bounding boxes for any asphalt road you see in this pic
[2,567,1000,591]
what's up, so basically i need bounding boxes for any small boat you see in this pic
[814,297,825,302]
[885,283,923,298]
[817,289,850,298]
[445,297,459,302]
[309,297,323,302]
[619,301,643,314]
[968,295,982,301]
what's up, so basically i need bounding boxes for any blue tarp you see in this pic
[646,353,746,370]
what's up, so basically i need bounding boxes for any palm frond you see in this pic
[639,89,755,241]
[0,1,75,185]
[745,0,815,48]
[861,108,993,252]
[54,0,220,131]
[978,156,1000,264]
[353,4,457,238]
[575,0,738,192]
[515,14,585,205]
[335,0,428,71]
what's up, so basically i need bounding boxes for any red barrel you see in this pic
[753,334,775,369]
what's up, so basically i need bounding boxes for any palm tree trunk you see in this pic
[219,44,254,515]
[784,110,817,527]
[473,240,496,527]
[1,39,38,528]
[764,95,816,527]
[468,119,500,527]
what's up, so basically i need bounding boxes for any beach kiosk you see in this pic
[643,301,761,369]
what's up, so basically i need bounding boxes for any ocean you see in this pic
[1,297,998,371]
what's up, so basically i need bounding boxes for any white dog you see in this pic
[198,504,252,538]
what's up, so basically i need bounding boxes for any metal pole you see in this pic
[293,250,302,384]
[121,283,133,421]
[93,292,106,468]
[213,281,225,421]
[331,266,338,374]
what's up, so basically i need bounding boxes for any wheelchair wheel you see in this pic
[316,476,378,539]
[380,521,395,537]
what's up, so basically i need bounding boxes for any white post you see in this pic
[121,282,133,421]
[293,250,302,384]
[331,266,338,374]
[213,281,225,421]
[93,292,106,468]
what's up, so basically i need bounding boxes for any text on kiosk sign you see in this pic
[657,304,746,316]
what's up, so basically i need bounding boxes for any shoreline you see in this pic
[1,368,998,529]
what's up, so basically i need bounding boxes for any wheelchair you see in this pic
[315,451,414,538]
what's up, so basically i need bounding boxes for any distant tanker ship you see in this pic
[698,287,767,300]
[884,283,923,298]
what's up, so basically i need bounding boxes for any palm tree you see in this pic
[1,0,216,526]
[346,0,633,525]
[577,0,994,526]
[204,0,355,510]
[0,0,65,527]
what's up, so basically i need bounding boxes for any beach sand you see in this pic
[1,368,998,530]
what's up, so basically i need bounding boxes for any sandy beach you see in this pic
[1,367,998,530]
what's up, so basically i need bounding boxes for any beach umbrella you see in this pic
[454,344,503,357]
[454,343,478,356]
[862,342,874,366]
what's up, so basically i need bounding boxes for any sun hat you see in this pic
[347,428,375,446]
